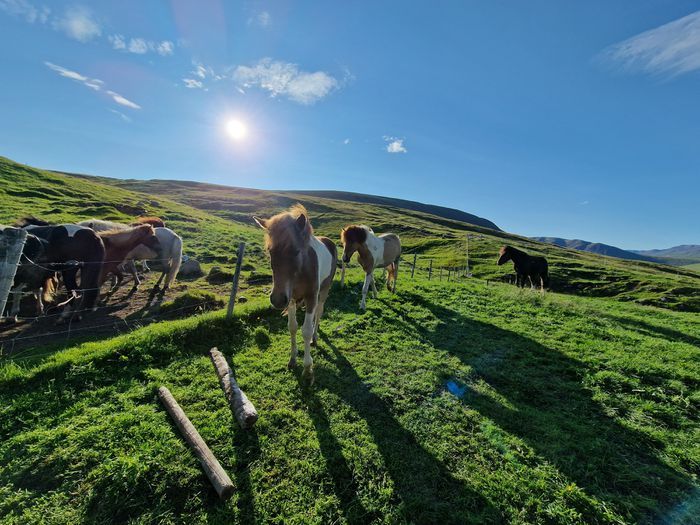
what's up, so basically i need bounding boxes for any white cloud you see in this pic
[52,6,101,42]
[183,78,204,89]
[603,11,700,77]
[233,58,339,105]
[108,33,125,50]
[248,10,271,27]
[106,90,141,109]
[127,37,148,54]
[384,136,407,153]
[0,0,50,23]
[110,109,131,122]
[343,138,351,145]
[45,61,141,110]
[156,40,174,56]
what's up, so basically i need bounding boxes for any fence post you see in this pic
[428,260,433,280]
[226,242,246,320]
[439,268,442,281]
[448,269,451,282]
[0,228,27,320]
[411,253,417,279]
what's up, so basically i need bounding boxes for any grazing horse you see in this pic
[132,216,165,228]
[497,245,549,291]
[16,218,105,319]
[254,205,337,383]
[97,224,159,289]
[1,227,57,320]
[340,225,401,310]
[78,220,179,289]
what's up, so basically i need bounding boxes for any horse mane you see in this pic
[99,224,154,248]
[501,245,527,256]
[341,225,369,245]
[15,216,50,227]
[264,204,313,249]
[133,216,165,228]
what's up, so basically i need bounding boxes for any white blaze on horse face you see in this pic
[310,236,333,289]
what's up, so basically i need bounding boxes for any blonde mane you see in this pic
[99,224,154,248]
[264,204,313,250]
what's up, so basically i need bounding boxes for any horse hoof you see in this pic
[303,366,315,385]
[287,359,297,369]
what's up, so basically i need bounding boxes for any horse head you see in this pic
[340,225,368,264]
[497,246,512,266]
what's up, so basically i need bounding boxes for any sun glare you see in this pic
[225,119,248,141]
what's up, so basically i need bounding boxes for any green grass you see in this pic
[1,155,699,523]
[683,263,700,273]
[1,271,698,524]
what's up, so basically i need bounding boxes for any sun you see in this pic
[225,119,248,141]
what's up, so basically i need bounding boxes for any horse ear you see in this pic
[295,214,307,232]
[253,216,267,230]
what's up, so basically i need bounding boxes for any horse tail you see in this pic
[165,234,183,289]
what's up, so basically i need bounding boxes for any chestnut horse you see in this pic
[254,205,337,383]
[340,225,401,310]
[97,224,159,289]
[497,245,549,291]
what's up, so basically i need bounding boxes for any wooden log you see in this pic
[157,386,235,500]
[209,347,259,429]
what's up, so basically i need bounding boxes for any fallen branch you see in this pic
[209,347,259,429]
[158,386,235,500]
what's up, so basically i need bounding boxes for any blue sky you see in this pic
[1,1,699,250]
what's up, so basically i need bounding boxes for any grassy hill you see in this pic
[1,156,699,524]
[532,237,661,264]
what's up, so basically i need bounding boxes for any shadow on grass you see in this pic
[600,312,700,349]
[298,332,500,525]
[390,290,694,523]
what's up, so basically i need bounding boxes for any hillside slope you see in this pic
[532,237,659,263]
[634,245,700,261]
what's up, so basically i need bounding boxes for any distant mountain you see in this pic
[632,245,700,260]
[532,237,660,263]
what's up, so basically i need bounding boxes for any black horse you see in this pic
[16,218,106,319]
[497,245,549,291]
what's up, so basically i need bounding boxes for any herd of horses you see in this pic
[254,205,549,383]
[2,205,548,381]
[1,216,183,322]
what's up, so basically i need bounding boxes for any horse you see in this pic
[78,220,181,289]
[16,218,106,320]
[97,224,159,289]
[340,225,401,310]
[132,216,165,228]
[253,205,337,383]
[497,245,549,291]
[1,227,57,320]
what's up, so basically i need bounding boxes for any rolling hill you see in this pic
[532,237,659,263]
[633,245,700,261]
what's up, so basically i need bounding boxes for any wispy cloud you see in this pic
[183,78,204,89]
[109,109,131,122]
[233,58,339,105]
[343,138,351,145]
[0,0,50,23]
[109,34,174,56]
[248,10,271,27]
[45,61,140,110]
[181,61,223,89]
[52,5,101,42]
[603,11,700,77]
[384,136,407,153]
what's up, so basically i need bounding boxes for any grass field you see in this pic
[1,156,699,524]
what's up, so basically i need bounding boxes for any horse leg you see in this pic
[340,261,346,287]
[529,275,535,290]
[7,284,26,322]
[392,258,399,293]
[287,300,298,368]
[302,298,317,383]
[34,288,45,316]
[312,300,325,346]
[360,272,372,310]
[371,273,378,298]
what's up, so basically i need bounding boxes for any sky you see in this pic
[1,1,699,250]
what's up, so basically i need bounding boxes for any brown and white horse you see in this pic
[340,225,401,310]
[254,205,337,383]
[97,224,159,289]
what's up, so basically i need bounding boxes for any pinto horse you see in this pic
[340,225,401,309]
[254,205,337,383]
[17,218,105,319]
[497,245,549,291]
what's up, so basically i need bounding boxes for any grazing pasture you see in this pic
[1,156,699,524]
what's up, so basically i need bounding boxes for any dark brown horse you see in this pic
[497,245,549,291]
[17,218,106,319]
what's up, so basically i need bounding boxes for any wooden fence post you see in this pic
[439,268,442,281]
[0,228,27,320]
[411,253,417,279]
[158,386,235,500]
[226,242,246,320]
[428,260,433,280]
[448,269,451,282]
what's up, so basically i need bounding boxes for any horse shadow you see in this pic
[294,333,500,524]
[388,290,694,522]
